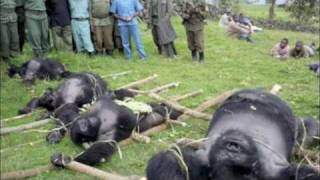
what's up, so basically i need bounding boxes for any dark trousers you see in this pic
[151,26,177,57]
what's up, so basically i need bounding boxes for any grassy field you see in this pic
[1,8,319,180]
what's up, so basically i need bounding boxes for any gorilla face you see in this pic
[209,130,260,179]
[70,116,101,144]
[38,89,58,110]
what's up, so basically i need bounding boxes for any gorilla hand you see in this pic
[51,153,72,168]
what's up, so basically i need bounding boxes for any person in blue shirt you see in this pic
[110,0,146,60]
[69,0,95,56]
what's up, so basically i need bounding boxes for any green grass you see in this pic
[240,3,291,21]
[0,17,319,179]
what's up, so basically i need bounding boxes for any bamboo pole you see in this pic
[172,89,203,102]
[118,74,158,89]
[1,165,53,180]
[102,71,132,79]
[0,119,52,135]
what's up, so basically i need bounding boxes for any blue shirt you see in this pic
[110,0,143,26]
[68,0,90,19]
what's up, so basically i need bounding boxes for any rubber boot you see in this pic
[199,52,204,63]
[192,50,197,62]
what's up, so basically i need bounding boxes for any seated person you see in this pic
[226,15,253,43]
[239,13,263,33]
[219,10,231,29]
[290,41,313,58]
[271,38,290,59]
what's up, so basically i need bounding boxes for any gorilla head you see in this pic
[70,116,101,144]
[209,130,260,179]
[146,89,320,180]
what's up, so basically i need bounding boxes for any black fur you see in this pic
[56,95,137,166]
[146,89,320,180]
[19,72,108,114]
[8,59,69,81]
[147,145,209,180]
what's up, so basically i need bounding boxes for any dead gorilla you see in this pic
[147,90,320,180]
[18,72,107,114]
[49,95,183,166]
[8,59,69,82]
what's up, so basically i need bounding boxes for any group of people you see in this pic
[271,38,317,59]
[0,0,209,63]
[219,10,262,43]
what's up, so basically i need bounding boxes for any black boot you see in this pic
[192,50,197,62]
[87,51,96,58]
[199,52,204,63]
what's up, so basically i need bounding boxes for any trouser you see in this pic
[94,25,114,52]
[0,22,20,59]
[71,19,95,53]
[151,26,176,57]
[16,6,25,52]
[26,16,50,58]
[119,24,145,59]
[186,29,204,52]
[51,25,73,51]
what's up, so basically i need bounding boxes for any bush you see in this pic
[286,0,320,24]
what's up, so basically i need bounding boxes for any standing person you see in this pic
[219,9,231,29]
[110,0,146,60]
[15,0,25,53]
[181,0,207,63]
[147,0,177,58]
[90,0,114,56]
[24,0,50,58]
[46,0,73,52]
[69,0,95,56]
[0,0,20,61]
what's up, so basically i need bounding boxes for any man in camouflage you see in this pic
[24,0,50,58]
[181,0,207,63]
[0,0,20,61]
[46,0,73,51]
[90,0,114,55]
[147,0,177,58]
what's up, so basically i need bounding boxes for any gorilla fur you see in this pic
[47,94,183,166]
[19,72,107,114]
[8,59,70,82]
[146,89,320,180]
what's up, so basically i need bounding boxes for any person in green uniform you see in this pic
[147,0,177,58]
[181,0,207,63]
[90,0,114,55]
[0,0,20,61]
[24,0,50,58]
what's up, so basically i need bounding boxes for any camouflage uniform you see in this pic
[90,0,114,55]
[24,0,50,58]
[148,0,177,57]
[0,0,20,60]
[181,0,207,62]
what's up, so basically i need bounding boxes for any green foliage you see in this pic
[286,0,320,24]
[0,15,319,179]
[218,0,240,12]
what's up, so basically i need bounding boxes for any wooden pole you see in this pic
[133,82,180,97]
[118,74,158,89]
[172,89,203,102]
[65,161,144,180]
[147,93,212,121]
[102,71,132,79]
[0,119,52,135]
[0,165,53,180]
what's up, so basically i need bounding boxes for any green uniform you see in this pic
[148,0,177,57]
[181,0,206,62]
[90,0,114,54]
[0,0,20,60]
[24,0,50,58]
